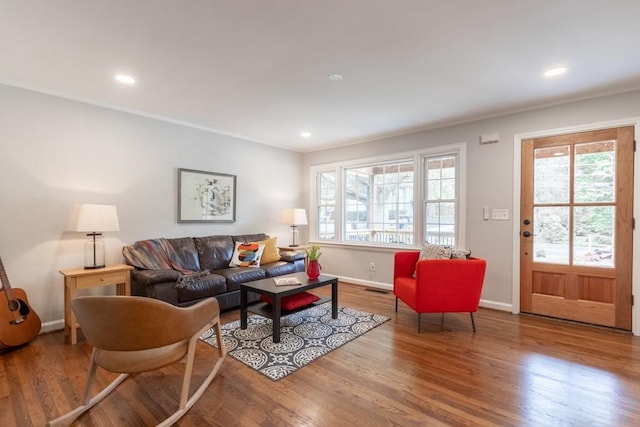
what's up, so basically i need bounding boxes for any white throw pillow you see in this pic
[229,241,266,268]
[419,242,452,260]
[413,242,452,278]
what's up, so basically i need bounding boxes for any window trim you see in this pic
[309,142,467,249]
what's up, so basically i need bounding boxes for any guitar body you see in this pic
[0,288,42,349]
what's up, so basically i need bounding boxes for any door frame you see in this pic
[512,117,640,336]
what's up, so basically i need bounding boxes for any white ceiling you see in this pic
[2,1,640,153]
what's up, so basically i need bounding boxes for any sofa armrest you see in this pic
[131,269,181,286]
[279,252,305,262]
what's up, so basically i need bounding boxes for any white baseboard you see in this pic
[479,299,513,312]
[41,319,64,334]
[336,276,393,291]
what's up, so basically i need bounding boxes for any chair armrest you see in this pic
[279,252,305,262]
[132,269,181,286]
[394,251,420,279]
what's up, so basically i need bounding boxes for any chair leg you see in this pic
[158,316,226,427]
[470,312,477,333]
[395,297,398,312]
[417,313,421,333]
[46,358,128,427]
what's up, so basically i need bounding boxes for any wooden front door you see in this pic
[520,126,634,329]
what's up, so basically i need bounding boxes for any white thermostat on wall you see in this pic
[480,132,500,144]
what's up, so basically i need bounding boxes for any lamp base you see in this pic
[290,225,300,247]
[84,232,105,270]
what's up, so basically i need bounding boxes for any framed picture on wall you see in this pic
[178,168,236,223]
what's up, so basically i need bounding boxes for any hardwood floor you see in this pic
[2,283,640,426]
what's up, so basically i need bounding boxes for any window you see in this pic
[310,143,466,248]
[317,171,336,240]
[425,155,457,245]
[344,161,414,244]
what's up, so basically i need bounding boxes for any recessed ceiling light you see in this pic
[114,74,136,84]
[300,132,312,138]
[543,67,567,78]
[328,73,343,81]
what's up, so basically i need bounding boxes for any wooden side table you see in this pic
[59,264,133,344]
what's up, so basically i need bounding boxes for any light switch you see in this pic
[492,209,509,220]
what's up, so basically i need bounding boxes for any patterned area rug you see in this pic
[200,302,389,381]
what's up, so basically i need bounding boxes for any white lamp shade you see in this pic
[75,204,120,232]
[281,208,308,225]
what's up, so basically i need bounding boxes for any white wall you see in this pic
[303,89,640,315]
[0,84,304,331]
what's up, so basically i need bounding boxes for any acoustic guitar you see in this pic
[0,257,41,349]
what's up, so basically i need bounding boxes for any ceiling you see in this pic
[2,1,640,153]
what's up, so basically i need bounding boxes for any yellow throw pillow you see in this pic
[251,236,280,264]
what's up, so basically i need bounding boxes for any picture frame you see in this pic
[178,168,236,223]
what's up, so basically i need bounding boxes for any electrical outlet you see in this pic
[369,262,376,272]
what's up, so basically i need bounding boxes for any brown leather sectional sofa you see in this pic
[123,233,304,310]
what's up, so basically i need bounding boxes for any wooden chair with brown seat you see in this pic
[46,295,225,427]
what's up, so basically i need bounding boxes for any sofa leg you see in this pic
[417,313,421,333]
[470,312,477,333]
[395,297,398,313]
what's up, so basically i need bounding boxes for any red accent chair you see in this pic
[393,251,487,332]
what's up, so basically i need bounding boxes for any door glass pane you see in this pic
[533,206,569,264]
[574,141,616,203]
[534,146,570,204]
[574,206,614,267]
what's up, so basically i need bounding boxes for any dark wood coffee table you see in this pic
[240,272,338,343]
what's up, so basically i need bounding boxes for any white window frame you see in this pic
[309,142,466,249]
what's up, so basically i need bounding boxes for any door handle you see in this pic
[522,231,532,238]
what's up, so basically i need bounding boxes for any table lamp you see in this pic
[74,204,120,269]
[281,208,307,247]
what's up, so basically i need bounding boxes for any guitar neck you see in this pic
[0,257,16,301]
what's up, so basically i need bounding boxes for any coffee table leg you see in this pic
[240,287,248,330]
[332,280,338,319]
[273,295,281,343]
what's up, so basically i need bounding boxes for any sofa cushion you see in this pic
[261,261,298,277]
[251,236,280,264]
[194,235,234,271]
[177,273,227,303]
[229,242,265,267]
[260,292,320,310]
[166,237,201,271]
[216,267,266,292]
